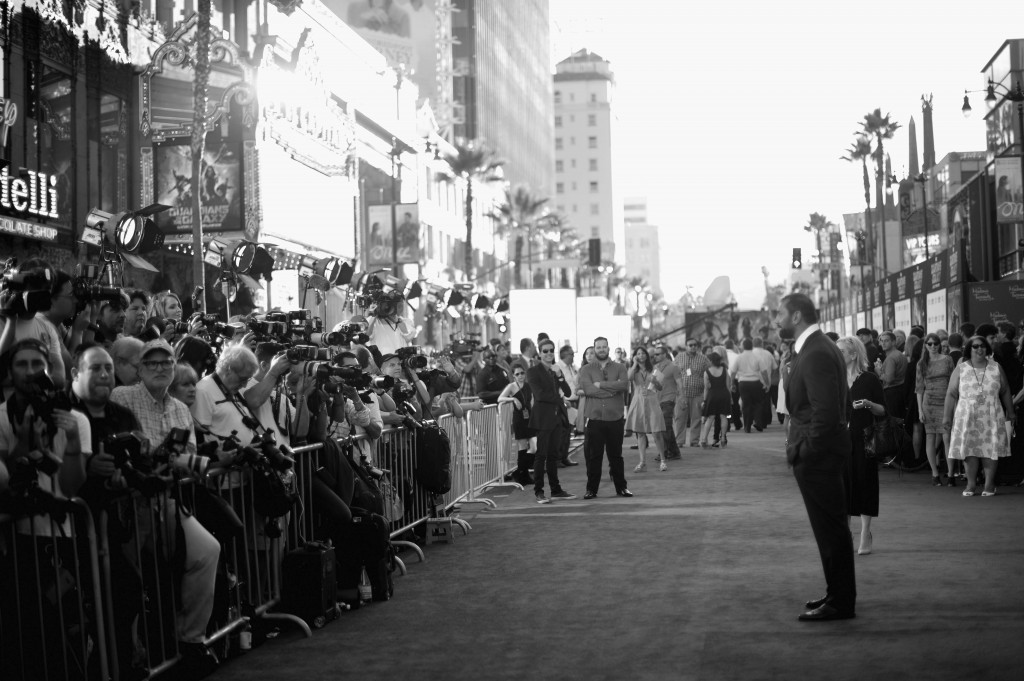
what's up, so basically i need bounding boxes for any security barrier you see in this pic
[9,401,525,680]
[0,497,109,681]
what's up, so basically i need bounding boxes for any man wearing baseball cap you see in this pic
[110,338,221,667]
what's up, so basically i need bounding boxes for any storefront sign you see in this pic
[965,281,1024,326]
[0,215,59,242]
[0,98,16,146]
[0,166,61,219]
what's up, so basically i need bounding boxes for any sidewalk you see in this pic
[212,425,1024,681]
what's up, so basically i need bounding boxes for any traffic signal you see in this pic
[791,247,802,269]
[588,238,601,267]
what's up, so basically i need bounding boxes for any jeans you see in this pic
[659,400,682,457]
[534,426,565,495]
[585,418,627,493]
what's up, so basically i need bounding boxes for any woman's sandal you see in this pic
[634,462,647,473]
[962,488,976,497]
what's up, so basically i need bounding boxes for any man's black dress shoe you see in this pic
[805,595,828,610]
[616,489,634,497]
[583,491,597,499]
[798,603,855,621]
[560,459,579,466]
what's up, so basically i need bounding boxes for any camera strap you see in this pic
[211,373,269,438]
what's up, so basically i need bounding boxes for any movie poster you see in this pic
[367,203,420,267]
[154,141,243,235]
[995,156,1023,225]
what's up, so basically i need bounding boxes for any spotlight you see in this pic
[314,257,353,286]
[404,280,422,299]
[443,289,465,307]
[495,298,510,314]
[471,294,491,310]
[498,323,508,334]
[114,204,170,254]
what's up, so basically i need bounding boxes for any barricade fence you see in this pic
[2,403,518,681]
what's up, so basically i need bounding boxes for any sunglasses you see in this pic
[513,371,525,376]
[141,359,175,370]
[971,344,986,349]
[925,342,939,346]
[540,349,554,354]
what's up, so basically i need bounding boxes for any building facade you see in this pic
[452,0,553,199]
[623,196,661,296]
[553,48,622,265]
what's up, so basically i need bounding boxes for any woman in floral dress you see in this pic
[916,333,955,486]
[625,346,667,472]
[943,336,1015,496]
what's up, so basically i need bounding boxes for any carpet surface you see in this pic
[210,427,1024,681]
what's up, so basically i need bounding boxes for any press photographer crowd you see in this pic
[0,255,524,681]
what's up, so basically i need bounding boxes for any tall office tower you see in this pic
[623,197,662,296]
[452,0,554,197]
[553,49,623,264]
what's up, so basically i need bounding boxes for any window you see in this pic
[555,137,563,150]
[554,115,562,127]
[588,114,596,126]
[589,159,598,171]
[589,181,598,193]
[590,203,599,215]
[571,181,577,190]
[555,160,563,172]
[570,136,575,146]
[590,93,597,103]
[556,182,564,194]
[591,227,599,236]
[571,159,577,168]
[640,239,650,248]
[588,136,597,149]
[554,90,561,104]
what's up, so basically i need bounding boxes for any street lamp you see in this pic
[964,79,1024,225]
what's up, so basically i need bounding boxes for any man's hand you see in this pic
[52,409,79,441]
[188,316,207,336]
[88,452,117,478]
[294,370,317,398]
[269,353,293,379]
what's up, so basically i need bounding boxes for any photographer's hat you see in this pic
[379,352,399,366]
[140,338,174,359]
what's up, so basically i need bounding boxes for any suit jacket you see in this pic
[526,363,571,431]
[784,329,851,470]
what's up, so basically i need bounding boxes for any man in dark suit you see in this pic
[779,293,856,621]
[525,338,577,504]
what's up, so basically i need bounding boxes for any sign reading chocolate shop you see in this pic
[0,99,62,242]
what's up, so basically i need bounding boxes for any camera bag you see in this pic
[281,541,338,629]
[414,421,452,495]
[335,507,394,606]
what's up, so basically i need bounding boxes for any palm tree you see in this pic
[439,140,504,280]
[490,184,548,287]
[862,109,900,273]
[841,134,873,310]
[803,212,838,309]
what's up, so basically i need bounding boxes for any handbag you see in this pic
[863,415,903,459]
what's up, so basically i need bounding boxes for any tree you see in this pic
[804,212,837,307]
[439,141,504,280]
[490,184,547,287]
[862,109,900,273]
[841,134,874,309]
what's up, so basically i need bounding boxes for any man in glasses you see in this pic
[525,339,576,503]
[578,336,632,498]
[651,346,682,461]
[673,337,710,448]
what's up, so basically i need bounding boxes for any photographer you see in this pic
[324,351,383,461]
[192,345,279,444]
[476,347,510,404]
[90,298,127,349]
[253,342,313,445]
[0,338,89,510]
[0,260,67,391]
[424,353,462,399]
[108,338,221,667]
[378,353,430,423]
[366,294,417,354]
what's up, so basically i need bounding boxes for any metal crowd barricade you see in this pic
[467,403,519,498]
[0,497,109,681]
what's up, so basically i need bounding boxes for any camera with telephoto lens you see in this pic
[396,346,428,370]
[190,313,221,327]
[285,310,310,323]
[286,344,320,362]
[248,317,288,338]
[170,320,190,335]
[1,258,54,315]
[72,278,125,312]
[21,373,72,434]
[416,367,445,384]
[209,321,237,338]
[104,431,170,497]
[331,322,371,346]
[264,312,288,323]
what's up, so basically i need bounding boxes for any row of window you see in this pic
[555,158,599,172]
[627,239,652,249]
[556,181,599,194]
[554,91,600,104]
[555,136,598,150]
[554,114,598,127]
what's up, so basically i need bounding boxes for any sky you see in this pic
[549,0,1024,309]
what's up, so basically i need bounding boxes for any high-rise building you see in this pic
[553,49,623,264]
[623,197,662,296]
[452,0,553,197]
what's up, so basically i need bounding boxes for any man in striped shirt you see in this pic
[673,339,710,448]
